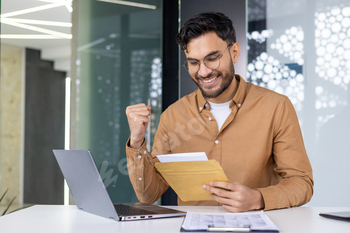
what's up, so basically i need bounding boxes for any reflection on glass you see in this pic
[248,0,350,207]
[73,0,162,203]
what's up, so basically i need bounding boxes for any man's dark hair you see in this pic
[176,12,236,51]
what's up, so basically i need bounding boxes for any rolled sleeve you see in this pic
[257,97,314,210]
[126,138,169,203]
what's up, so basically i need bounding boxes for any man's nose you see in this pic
[197,62,213,77]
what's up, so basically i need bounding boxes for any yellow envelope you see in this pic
[155,160,229,202]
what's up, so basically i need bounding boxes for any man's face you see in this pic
[185,32,239,100]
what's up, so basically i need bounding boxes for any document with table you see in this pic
[181,211,279,232]
[155,152,229,201]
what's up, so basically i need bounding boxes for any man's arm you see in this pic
[125,104,170,203]
[203,97,313,212]
[256,97,314,210]
[203,182,265,212]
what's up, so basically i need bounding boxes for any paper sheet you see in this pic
[182,211,279,231]
[157,152,208,163]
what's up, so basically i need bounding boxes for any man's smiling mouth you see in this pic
[202,75,218,83]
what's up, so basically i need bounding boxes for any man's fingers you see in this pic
[129,113,150,125]
[128,103,149,108]
[126,104,151,112]
[210,195,243,212]
[221,204,240,213]
[210,181,240,191]
[205,181,264,212]
[203,185,232,198]
[210,194,232,205]
[126,103,151,149]
[128,109,151,117]
[126,104,152,120]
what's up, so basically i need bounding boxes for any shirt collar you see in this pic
[196,75,247,113]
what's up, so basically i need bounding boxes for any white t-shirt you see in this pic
[208,100,232,131]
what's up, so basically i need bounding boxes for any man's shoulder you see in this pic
[246,82,288,104]
[163,90,199,114]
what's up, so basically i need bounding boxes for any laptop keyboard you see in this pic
[114,204,157,216]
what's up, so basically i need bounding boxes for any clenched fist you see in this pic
[125,103,152,149]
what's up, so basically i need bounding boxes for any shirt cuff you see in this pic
[126,138,153,164]
[256,187,289,211]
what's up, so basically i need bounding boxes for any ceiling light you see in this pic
[0,18,72,39]
[38,0,73,12]
[98,0,156,10]
[0,3,65,18]
[3,18,72,27]
[38,0,72,3]
[65,4,73,12]
[0,34,63,39]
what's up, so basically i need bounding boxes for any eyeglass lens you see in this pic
[184,44,232,74]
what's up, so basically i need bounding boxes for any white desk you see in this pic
[0,205,349,233]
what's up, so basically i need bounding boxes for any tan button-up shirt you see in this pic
[126,75,313,210]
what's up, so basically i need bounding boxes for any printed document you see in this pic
[157,152,208,163]
[182,211,279,231]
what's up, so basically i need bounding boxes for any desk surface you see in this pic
[0,205,349,233]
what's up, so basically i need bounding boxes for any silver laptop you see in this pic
[52,149,186,221]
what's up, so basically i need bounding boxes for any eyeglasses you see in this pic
[183,43,233,74]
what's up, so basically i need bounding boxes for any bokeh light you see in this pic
[315,6,350,90]
[271,26,304,65]
[247,52,305,111]
[247,29,273,43]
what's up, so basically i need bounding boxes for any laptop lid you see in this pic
[319,211,350,222]
[53,150,119,220]
[53,150,186,221]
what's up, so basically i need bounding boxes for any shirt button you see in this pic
[143,150,147,154]
[138,155,142,159]
[138,178,142,181]
[199,107,203,111]
[208,117,212,121]
[215,140,219,144]
[238,104,242,108]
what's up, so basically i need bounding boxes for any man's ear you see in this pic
[230,42,241,63]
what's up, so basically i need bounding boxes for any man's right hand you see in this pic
[126,103,152,149]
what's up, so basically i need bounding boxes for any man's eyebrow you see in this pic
[187,50,220,61]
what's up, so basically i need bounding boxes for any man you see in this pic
[125,12,313,212]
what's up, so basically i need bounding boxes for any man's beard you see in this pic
[193,59,235,99]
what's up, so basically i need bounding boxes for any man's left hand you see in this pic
[202,181,265,212]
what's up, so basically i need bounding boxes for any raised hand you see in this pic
[125,103,152,149]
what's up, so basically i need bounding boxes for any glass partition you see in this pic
[72,0,163,203]
[247,0,350,207]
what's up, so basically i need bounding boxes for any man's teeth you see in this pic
[203,76,218,83]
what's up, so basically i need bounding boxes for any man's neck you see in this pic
[207,76,238,104]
